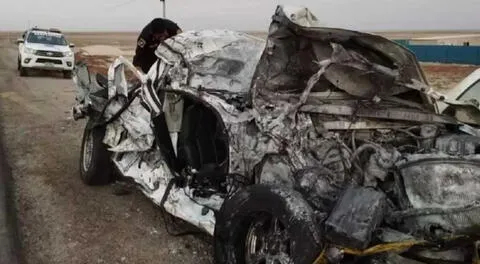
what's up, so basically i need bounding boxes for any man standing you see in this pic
[133,18,182,73]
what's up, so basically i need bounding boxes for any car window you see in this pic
[26,32,68,46]
[458,79,480,102]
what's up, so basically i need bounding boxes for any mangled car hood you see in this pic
[154,30,265,94]
[251,5,434,111]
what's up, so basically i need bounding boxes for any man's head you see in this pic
[150,18,182,42]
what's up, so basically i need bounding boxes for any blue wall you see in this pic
[394,40,480,65]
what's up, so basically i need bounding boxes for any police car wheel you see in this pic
[18,63,28,77]
[63,70,72,79]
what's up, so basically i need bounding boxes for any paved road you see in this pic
[0,38,212,264]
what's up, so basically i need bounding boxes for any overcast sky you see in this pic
[1,0,479,32]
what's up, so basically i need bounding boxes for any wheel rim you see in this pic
[82,129,93,172]
[245,214,293,264]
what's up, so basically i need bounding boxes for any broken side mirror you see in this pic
[69,43,75,48]
[16,38,24,44]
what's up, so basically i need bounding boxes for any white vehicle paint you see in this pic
[434,68,480,125]
[17,28,75,76]
[437,68,480,113]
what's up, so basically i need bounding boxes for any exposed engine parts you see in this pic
[325,186,387,250]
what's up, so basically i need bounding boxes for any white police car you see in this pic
[17,28,75,78]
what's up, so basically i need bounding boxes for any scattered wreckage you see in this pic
[72,5,480,264]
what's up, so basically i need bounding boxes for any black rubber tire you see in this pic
[19,65,28,77]
[63,70,73,79]
[214,184,323,264]
[79,119,113,185]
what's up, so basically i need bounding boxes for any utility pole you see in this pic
[160,0,166,18]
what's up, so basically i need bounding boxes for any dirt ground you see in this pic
[0,35,213,264]
[423,63,478,91]
[0,31,478,264]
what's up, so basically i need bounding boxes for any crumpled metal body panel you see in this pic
[103,57,154,153]
[152,29,332,179]
[103,97,154,152]
[72,62,108,114]
[155,30,265,94]
[110,148,220,234]
[250,6,433,109]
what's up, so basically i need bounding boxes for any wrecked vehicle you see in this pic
[72,5,480,264]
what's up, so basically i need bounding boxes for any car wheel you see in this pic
[19,64,28,77]
[80,119,113,185]
[214,184,323,264]
[63,70,73,79]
